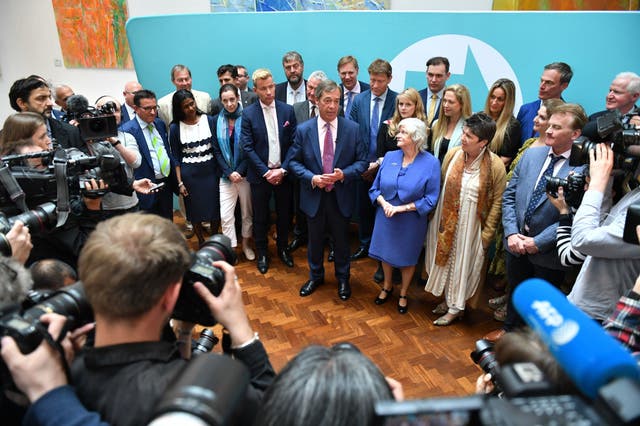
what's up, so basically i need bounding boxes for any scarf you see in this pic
[216,104,243,173]
[435,148,492,266]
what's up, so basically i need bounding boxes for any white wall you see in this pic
[0,0,491,124]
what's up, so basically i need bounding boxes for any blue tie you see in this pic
[524,155,562,227]
[345,91,354,116]
[369,97,381,160]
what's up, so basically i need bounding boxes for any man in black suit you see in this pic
[275,51,307,105]
[287,80,367,300]
[210,64,258,115]
[120,90,177,220]
[120,81,142,124]
[418,56,450,127]
[337,55,370,118]
[9,77,84,151]
[241,69,297,274]
[582,71,640,142]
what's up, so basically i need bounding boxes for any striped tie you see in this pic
[147,123,170,177]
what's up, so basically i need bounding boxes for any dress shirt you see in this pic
[533,147,571,187]
[136,115,164,179]
[425,88,445,114]
[370,89,389,125]
[317,117,338,158]
[286,81,306,105]
[343,81,363,113]
[260,100,281,168]
[123,103,135,120]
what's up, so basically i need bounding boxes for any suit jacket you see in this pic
[120,104,133,125]
[516,99,542,145]
[211,114,249,179]
[349,89,398,160]
[52,109,65,121]
[502,146,584,270]
[240,100,297,184]
[157,89,213,128]
[286,116,367,217]
[120,117,178,211]
[48,117,86,152]
[210,90,258,116]
[275,80,308,104]
[340,81,370,115]
[418,88,442,127]
[293,100,312,125]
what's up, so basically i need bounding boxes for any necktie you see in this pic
[147,123,170,177]
[345,91,354,116]
[310,105,316,118]
[323,123,334,191]
[369,97,381,160]
[427,94,438,124]
[524,155,562,227]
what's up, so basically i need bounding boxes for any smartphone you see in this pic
[149,182,165,192]
[623,202,640,244]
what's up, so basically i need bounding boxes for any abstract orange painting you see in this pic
[52,0,133,69]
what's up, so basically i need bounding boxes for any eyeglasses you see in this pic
[237,74,248,78]
[138,105,158,112]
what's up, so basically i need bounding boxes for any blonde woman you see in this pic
[483,78,521,167]
[430,84,472,162]
[376,88,427,158]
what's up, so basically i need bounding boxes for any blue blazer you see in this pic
[418,88,441,126]
[120,117,177,210]
[120,106,133,125]
[369,149,440,217]
[349,89,397,158]
[340,81,370,114]
[211,114,249,178]
[286,117,367,218]
[240,100,297,183]
[502,146,584,270]
[516,99,542,145]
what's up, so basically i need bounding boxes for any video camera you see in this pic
[0,147,131,230]
[172,234,238,326]
[63,94,118,141]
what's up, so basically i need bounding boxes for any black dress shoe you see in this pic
[257,255,268,274]
[287,237,306,252]
[279,249,294,267]
[350,247,368,260]
[327,250,335,262]
[373,263,384,283]
[300,278,324,297]
[397,295,408,314]
[374,287,392,305]
[338,280,351,301]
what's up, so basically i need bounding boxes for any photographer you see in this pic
[568,144,640,322]
[1,220,33,265]
[71,213,274,426]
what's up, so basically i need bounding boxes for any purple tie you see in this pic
[323,123,334,191]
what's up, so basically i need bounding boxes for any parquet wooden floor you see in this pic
[183,219,503,401]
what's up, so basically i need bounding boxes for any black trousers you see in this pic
[250,178,292,255]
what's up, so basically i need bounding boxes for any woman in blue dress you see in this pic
[170,89,220,245]
[369,118,440,314]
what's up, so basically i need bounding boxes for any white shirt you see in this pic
[135,115,164,179]
[260,100,281,168]
[343,81,363,113]
[286,81,306,106]
[370,89,388,125]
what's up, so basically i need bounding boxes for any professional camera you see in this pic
[546,173,588,209]
[0,281,92,355]
[64,94,118,141]
[0,203,57,256]
[172,234,238,326]
[150,353,250,426]
[0,147,131,222]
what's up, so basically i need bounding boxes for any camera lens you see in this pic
[197,234,238,265]
[470,339,500,379]
[192,328,218,356]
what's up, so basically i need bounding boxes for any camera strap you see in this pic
[53,158,70,227]
[34,320,72,383]
[0,164,29,213]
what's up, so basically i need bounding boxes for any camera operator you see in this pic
[88,96,142,218]
[71,213,274,426]
[1,220,33,265]
[568,143,640,322]
[582,72,640,142]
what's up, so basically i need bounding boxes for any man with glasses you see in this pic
[236,64,250,91]
[121,89,177,220]
[121,81,142,124]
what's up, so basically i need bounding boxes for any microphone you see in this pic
[65,94,90,117]
[513,278,640,399]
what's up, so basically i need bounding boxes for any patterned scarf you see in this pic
[435,148,491,266]
[216,104,243,171]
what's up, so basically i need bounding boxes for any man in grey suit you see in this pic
[210,64,258,115]
[485,103,588,342]
[287,80,367,300]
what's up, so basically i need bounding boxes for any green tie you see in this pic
[147,123,170,177]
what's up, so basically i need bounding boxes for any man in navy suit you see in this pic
[52,84,74,121]
[120,81,142,125]
[516,62,573,145]
[275,51,307,105]
[120,89,177,220]
[241,69,297,274]
[485,103,588,342]
[349,59,397,260]
[287,80,367,300]
[418,56,450,127]
[337,55,370,118]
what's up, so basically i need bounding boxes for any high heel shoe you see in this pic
[432,302,448,315]
[374,287,393,305]
[433,311,464,326]
[397,295,408,314]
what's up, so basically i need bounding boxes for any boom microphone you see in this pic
[65,94,90,117]
[513,278,640,399]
